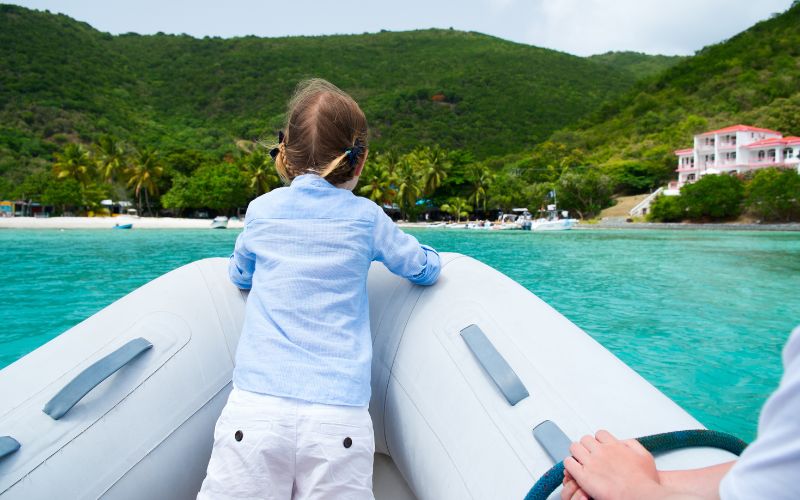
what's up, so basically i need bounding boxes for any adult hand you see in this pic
[563,430,664,500]
[561,468,589,500]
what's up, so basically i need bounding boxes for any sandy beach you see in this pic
[0,216,245,230]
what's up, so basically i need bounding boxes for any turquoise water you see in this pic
[1,228,799,441]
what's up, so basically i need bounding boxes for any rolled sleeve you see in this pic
[372,208,441,286]
[228,228,255,289]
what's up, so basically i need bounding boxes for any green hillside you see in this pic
[0,4,641,181]
[541,2,800,187]
[588,51,685,80]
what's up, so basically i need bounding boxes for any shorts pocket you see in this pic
[310,417,375,486]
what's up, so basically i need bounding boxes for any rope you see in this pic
[524,429,748,500]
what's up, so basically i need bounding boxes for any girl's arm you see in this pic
[228,227,255,289]
[372,208,440,286]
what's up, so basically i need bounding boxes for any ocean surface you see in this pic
[1,227,799,441]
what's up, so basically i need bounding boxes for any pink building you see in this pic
[671,124,800,190]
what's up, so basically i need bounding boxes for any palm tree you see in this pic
[440,197,472,222]
[359,160,396,206]
[467,164,494,215]
[419,146,450,196]
[94,135,125,184]
[126,147,163,216]
[241,150,279,196]
[53,144,93,187]
[394,157,422,220]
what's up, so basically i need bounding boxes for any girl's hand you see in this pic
[563,430,665,500]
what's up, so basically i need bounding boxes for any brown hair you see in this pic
[273,79,368,185]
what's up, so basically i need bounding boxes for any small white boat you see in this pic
[210,216,228,229]
[0,256,738,499]
[530,218,577,231]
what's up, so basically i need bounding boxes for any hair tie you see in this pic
[344,139,364,168]
[269,130,285,160]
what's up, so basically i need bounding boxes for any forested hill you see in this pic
[587,51,685,81]
[542,1,800,183]
[0,4,647,180]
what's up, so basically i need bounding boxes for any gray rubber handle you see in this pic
[0,436,20,460]
[43,337,152,420]
[461,324,529,406]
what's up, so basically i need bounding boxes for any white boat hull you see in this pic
[0,256,736,499]
[530,218,577,231]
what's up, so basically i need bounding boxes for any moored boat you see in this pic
[210,216,228,229]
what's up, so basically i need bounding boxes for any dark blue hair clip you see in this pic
[345,139,364,168]
[269,131,285,160]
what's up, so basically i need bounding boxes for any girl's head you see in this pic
[273,79,368,187]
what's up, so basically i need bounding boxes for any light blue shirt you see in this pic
[228,173,440,406]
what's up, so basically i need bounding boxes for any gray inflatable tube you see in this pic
[0,254,736,499]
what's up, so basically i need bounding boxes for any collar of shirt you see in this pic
[290,173,335,189]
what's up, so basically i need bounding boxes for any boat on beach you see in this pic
[210,216,228,229]
[0,256,738,499]
[112,223,133,230]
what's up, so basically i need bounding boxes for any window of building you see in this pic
[768,149,776,161]
[786,148,794,159]
[688,174,696,181]
[758,150,766,160]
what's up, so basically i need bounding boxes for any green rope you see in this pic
[524,429,747,500]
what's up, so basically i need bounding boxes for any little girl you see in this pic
[198,79,441,499]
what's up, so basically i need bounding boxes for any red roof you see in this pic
[674,148,693,155]
[699,124,782,136]
[745,137,800,148]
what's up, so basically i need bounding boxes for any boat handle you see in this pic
[533,420,572,463]
[43,337,153,420]
[460,324,530,406]
[0,436,21,460]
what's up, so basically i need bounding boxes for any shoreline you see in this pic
[0,216,244,230]
[575,221,800,232]
[2,217,799,232]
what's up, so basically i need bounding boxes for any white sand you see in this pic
[0,216,244,230]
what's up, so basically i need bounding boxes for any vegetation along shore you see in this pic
[1,4,799,224]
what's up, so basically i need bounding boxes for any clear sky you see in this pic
[6,0,796,56]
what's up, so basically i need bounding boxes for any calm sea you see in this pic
[1,228,798,441]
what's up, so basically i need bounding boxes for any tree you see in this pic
[746,168,800,222]
[127,147,164,216]
[394,157,422,220]
[161,174,193,215]
[358,158,396,205]
[556,169,614,219]
[681,174,744,221]
[440,197,472,222]
[94,135,125,184]
[467,163,493,214]
[53,144,93,187]
[167,163,250,215]
[240,150,279,196]
[417,145,450,196]
[648,194,685,222]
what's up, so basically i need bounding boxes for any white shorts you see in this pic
[198,387,375,500]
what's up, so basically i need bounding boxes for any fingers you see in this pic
[569,441,590,465]
[564,456,586,484]
[580,434,599,452]
[563,468,573,485]
[561,478,578,500]
[570,488,589,500]
[595,429,617,443]
[623,438,652,458]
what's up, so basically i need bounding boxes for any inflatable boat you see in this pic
[0,254,739,499]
